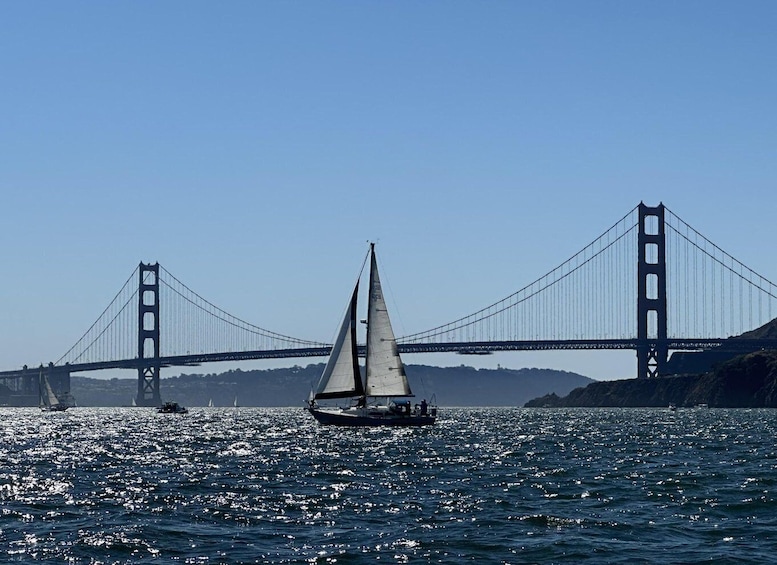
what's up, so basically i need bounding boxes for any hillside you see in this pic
[738,318,777,339]
[71,363,594,407]
[666,317,777,375]
[525,350,777,408]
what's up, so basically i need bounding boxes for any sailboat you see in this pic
[39,372,68,412]
[307,243,437,426]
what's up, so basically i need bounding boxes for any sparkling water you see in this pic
[1,407,776,563]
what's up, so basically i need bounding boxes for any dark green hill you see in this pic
[526,350,777,408]
[739,318,777,339]
[71,364,593,407]
[666,318,777,375]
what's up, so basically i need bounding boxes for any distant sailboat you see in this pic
[307,243,437,426]
[39,372,68,412]
[208,398,214,408]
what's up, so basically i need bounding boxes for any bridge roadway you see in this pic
[2,338,776,380]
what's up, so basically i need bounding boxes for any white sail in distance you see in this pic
[41,375,59,407]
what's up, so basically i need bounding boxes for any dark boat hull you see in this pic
[158,402,188,414]
[308,406,436,427]
[40,405,68,412]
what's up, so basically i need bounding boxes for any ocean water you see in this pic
[1,407,776,564]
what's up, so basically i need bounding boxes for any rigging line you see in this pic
[55,266,140,365]
[666,207,777,292]
[326,245,372,345]
[666,225,777,301]
[157,270,327,346]
[400,221,639,340]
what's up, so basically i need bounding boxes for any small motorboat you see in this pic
[158,401,188,414]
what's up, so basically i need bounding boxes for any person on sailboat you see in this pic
[420,399,428,416]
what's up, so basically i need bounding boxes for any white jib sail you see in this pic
[314,283,363,399]
[365,248,412,397]
[43,377,59,406]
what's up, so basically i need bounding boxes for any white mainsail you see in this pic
[40,375,60,407]
[365,245,413,398]
[313,283,364,400]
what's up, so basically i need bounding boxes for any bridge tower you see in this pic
[637,203,668,378]
[136,262,161,406]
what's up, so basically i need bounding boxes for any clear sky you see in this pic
[2,1,775,381]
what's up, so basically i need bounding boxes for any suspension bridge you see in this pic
[2,202,776,406]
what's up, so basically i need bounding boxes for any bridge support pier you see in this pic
[637,203,668,378]
[136,263,162,406]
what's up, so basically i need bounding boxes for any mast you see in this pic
[38,369,44,408]
[364,243,374,388]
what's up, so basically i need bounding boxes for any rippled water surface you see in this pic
[2,407,777,563]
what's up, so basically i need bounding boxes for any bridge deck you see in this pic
[2,338,776,380]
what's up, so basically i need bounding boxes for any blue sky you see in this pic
[2,1,775,380]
